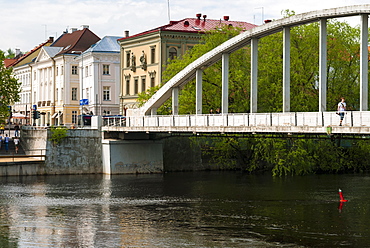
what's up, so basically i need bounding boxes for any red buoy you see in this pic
[339,189,348,202]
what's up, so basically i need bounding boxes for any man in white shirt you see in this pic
[337,97,346,126]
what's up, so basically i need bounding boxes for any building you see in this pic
[117,14,257,114]
[8,38,55,124]
[28,26,100,126]
[74,36,122,117]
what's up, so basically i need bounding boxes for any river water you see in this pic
[0,172,369,247]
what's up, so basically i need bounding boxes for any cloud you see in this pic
[1,0,369,52]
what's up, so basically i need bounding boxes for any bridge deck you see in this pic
[102,112,370,135]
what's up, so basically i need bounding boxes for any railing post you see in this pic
[270,113,272,126]
[351,111,353,127]
[322,111,324,127]
[295,112,297,126]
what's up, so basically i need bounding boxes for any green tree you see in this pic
[138,25,251,114]
[0,50,21,121]
[5,49,15,59]
[258,18,360,112]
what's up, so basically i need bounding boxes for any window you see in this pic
[141,77,146,93]
[134,78,138,95]
[72,111,78,124]
[150,77,155,88]
[151,46,156,64]
[86,88,89,100]
[103,64,110,75]
[126,80,130,95]
[72,88,78,101]
[56,67,59,76]
[72,65,78,75]
[56,88,58,101]
[61,66,64,75]
[169,47,177,60]
[126,52,131,67]
[85,66,88,77]
[103,86,110,101]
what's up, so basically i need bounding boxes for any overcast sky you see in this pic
[0,0,369,53]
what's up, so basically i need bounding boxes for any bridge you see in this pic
[102,5,370,136]
[101,5,370,174]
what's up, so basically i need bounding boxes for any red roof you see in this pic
[4,59,17,67]
[52,28,100,55]
[118,16,257,41]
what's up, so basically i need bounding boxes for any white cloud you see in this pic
[0,0,369,52]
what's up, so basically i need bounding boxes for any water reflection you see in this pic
[0,173,369,247]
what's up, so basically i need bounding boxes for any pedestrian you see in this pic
[4,134,9,152]
[337,97,346,126]
[13,137,19,154]
[14,124,20,137]
[209,109,214,114]
[0,124,4,134]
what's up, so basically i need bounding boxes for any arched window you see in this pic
[169,47,177,60]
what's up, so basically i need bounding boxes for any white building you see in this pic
[74,36,122,116]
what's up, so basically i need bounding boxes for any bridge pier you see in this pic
[102,139,163,174]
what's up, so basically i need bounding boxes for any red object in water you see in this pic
[339,189,348,202]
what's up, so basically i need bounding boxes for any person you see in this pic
[14,124,20,137]
[4,134,9,152]
[0,124,4,134]
[13,137,19,154]
[337,97,346,126]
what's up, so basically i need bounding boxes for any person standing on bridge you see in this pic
[13,137,19,154]
[337,97,346,126]
[4,134,9,152]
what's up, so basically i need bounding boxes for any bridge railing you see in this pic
[103,111,370,128]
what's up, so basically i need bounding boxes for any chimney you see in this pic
[203,15,207,21]
[196,13,201,19]
[69,28,77,33]
[223,16,230,21]
[80,25,89,29]
[264,19,272,23]
[48,37,54,43]
[125,30,129,37]
[15,49,21,56]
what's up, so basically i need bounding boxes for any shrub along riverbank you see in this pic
[188,135,370,176]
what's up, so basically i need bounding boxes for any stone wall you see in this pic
[21,128,102,175]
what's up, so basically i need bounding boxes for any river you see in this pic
[0,172,368,247]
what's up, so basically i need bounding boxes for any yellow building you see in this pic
[118,14,256,114]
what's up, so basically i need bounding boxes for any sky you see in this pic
[0,0,369,53]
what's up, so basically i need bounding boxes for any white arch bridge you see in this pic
[104,5,370,136]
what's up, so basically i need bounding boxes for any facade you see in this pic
[117,14,257,114]
[32,26,101,126]
[74,36,122,116]
[9,39,54,124]
[10,26,101,126]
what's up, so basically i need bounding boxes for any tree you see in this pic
[0,50,21,121]
[138,13,361,114]
[257,17,360,112]
[138,25,251,115]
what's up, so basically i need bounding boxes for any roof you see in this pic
[51,28,101,55]
[4,59,17,67]
[6,37,54,67]
[43,46,63,58]
[118,15,257,41]
[83,36,123,54]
